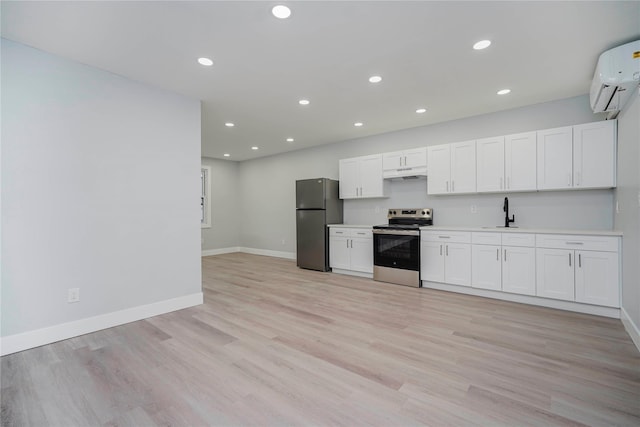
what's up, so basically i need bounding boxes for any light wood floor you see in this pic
[2,253,639,426]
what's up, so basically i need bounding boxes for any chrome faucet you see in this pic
[504,197,515,227]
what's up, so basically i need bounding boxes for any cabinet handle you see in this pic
[452,181,455,192]
[438,236,451,239]
[446,181,449,192]
[579,253,581,268]
[504,249,507,261]
[569,253,572,267]
[496,248,499,261]
[446,245,449,256]
[440,245,443,256]
[404,156,407,166]
[566,242,584,245]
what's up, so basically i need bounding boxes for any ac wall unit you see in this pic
[590,40,640,117]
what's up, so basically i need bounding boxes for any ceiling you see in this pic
[2,1,639,161]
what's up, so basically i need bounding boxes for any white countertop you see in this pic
[421,226,623,236]
[328,224,622,236]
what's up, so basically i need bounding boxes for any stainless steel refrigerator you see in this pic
[296,178,343,271]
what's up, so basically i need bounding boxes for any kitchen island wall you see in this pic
[236,94,610,257]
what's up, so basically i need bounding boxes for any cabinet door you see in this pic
[502,246,536,296]
[427,144,451,194]
[450,141,476,194]
[573,121,616,189]
[420,241,445,282]
[350,236,374,274]
[403,147,428,169]
[339,158,359,199]
[536,248,574,301]
[359,155,385,198]
[476,137,505,193]
[471,244,502,290]
[537,126,573,190]
[575,250,619,307]
[329,236,351,270]
[382,151,403,171]
[505,131,537,191]
[445,243,471,286]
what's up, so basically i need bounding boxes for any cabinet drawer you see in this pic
[422,231,471,244]
[472,232,501,245]
[536,234,618,252]
[502,233,535,247]
[330,227,372,239]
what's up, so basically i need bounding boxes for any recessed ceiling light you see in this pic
[416,108,427,114]
[369,75,382,83]
[197,57,213,66]
[286,138,294,142]
[298,99,310,105]
[473,40,491,50]
[497,89,511,95]
[251,146,259,150]
[272,5,291,19]
[354,122,363,127]
[223,153,230,157]
[225,122,234,127]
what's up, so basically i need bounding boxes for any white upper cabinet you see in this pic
[537,126,573,190]
[505,131,537,191]
[382,147,427,178]
[426,144,451,194]
[573,120,616,189]
[476,136,505,192]
[537,121,617,191]
[428,141,476,194]
[450,141,476,194]
[339,154,388,199]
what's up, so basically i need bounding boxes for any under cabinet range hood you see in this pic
[383,167,427,180]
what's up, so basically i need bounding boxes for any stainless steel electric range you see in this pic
[372,208,433,288]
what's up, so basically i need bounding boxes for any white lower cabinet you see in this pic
[501,246,536,296]
[421,230,620,312]
[535,234,620,307]
[329,228,373,274]
[536,248,575,301]
[421,231,471,286]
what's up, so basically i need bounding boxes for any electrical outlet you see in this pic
[67,288,80,303]
[470,205,478,214]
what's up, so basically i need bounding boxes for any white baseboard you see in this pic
[201,247,241,257]
[621,307,640,352]
[202,247,296,260]
[0,292,203,356]
[421,281,620,318]
[238,247,296,260]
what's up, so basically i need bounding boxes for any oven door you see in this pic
[373,229,420,271]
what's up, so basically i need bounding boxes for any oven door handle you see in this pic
[373,229,420,236]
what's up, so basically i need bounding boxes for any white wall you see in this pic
[236,95,612,254]
[614,90,640,345]
[1,39,202,352]
[201,157,240,252]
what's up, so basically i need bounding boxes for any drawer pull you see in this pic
[566,242,584,245]
[438,236,451,239]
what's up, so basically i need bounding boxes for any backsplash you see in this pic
[344,179,614,230]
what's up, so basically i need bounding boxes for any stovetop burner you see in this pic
[374,208,433,229]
